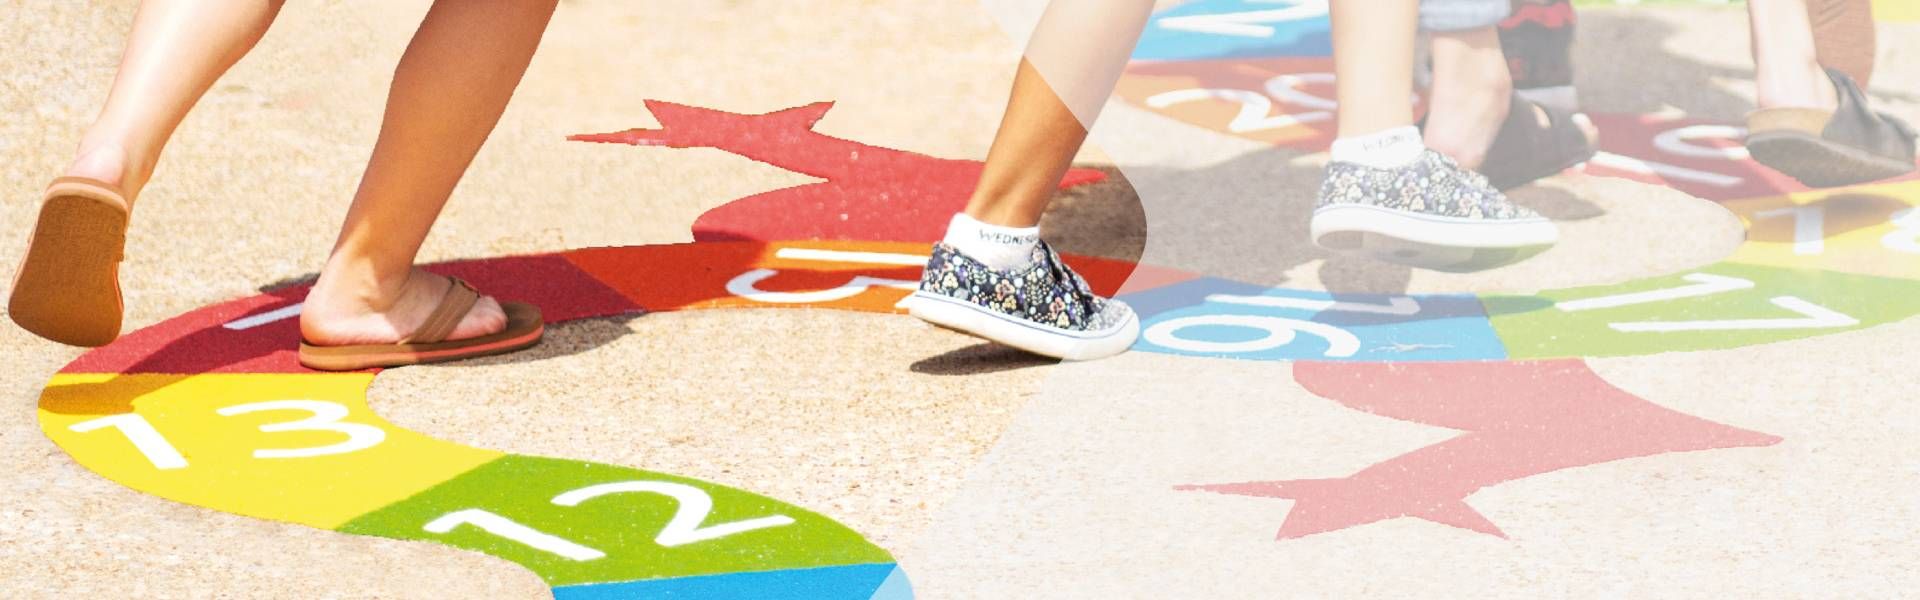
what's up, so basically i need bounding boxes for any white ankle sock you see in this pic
[1329,126,1426,169]
[943,213,1039,270]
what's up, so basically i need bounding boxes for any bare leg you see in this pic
[1425,26,1598,171]
[300,0,558,346]
[1332,0,1420,138]
[963,60,1095,228]
[964,0,1153,228]
[1424,27,1515,170]
[68,0,287,202]
[1751,0,1839,111]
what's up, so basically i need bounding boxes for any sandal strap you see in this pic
[401,276,480,345]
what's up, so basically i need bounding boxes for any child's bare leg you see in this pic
[1314,0,1557,271]
[301,0,557,346]
[1332,0,1420,139]
[963,60,1095,229]
[1751,0,1839,111]
[905,0,1151,361]
[963,0,1153,230]
[1424,27,1515,170]
[69,0,288,202]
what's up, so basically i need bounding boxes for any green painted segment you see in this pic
[1484,262,1920,359]
[336,455,893,586]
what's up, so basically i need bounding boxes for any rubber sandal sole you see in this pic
[297,302,545,371]
[8,177,129,347]
[1746,129,1916,189]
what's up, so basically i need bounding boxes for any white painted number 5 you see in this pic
[216,400,387,459]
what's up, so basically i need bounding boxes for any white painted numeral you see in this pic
[553,481,796,547]
[772,247,928,266]
[1155,0,1329,38]
[1883,208,1920,254]
[1145,88,1327,133]
[1586,152,1743,188]
[725,269,917,304]
[1557,273,1855,332]
[423,509,605,561]
[1608,296,1857,332]
[1262,72,1338,111]
[1556,273,1755,312]
[68,414,188,470]
[1209,293,1420,316]
[1756,206,1827,255]
[216,400,386,459]
[1144,314,1360,357]
[1652,125,1750,161]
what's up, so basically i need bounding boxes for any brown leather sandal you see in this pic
[8,177,132,347]
[297,276,544,371]
[1747,69,1917,189]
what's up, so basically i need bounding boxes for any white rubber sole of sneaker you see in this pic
[900,291,1141,361]
[1309,203,1559,272]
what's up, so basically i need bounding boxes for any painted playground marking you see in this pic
[31,4,1920,594]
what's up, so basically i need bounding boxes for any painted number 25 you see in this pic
[423,481,796,560]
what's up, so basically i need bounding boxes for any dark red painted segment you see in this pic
[571,100,1107,243]
[62,254,635,375]
[1179,360,1782,539]
[1582,113,1918,202]
[62,286,311,375]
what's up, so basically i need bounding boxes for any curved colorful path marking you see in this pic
[1109,0,1920,538]
[31,7,1920,593]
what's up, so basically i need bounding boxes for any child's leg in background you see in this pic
[299,0,558,347]
[1314,0,1560,271]
[69,0,288,206]
[1499,0,1580,115]
[1752,0,1839,111]
[1745,0,1913,187]
[11,0,289,346]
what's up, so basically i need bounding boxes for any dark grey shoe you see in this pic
[1747,68,1917,189]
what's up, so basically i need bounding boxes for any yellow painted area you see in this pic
[1877,0,1919,22]
[1722,180,1920,280]
[39,373,502,529]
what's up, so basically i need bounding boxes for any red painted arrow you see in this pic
[1180,360,1782,539]
[571,100,1108,243]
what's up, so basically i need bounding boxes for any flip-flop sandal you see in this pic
[297,276,545,371]
[8,177,131,347]
[1476,93,1597,191]
[1747,68,1918,189]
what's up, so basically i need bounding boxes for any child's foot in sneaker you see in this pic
[1310,127,1558,272]
[901,214,1138,360]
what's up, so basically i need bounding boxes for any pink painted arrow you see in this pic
[1178,360,1782,539]
[570,100,1107,243]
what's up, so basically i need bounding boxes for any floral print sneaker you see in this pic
[1309,149,1559,272]
[901,241,1139,360]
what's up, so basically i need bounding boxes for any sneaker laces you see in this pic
[1035,241,1100,319]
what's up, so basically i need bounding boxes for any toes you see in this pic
[450,295,509,340]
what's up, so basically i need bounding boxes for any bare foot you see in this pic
[1427,96,1600,172]
[1757,63,1840,112]
[63,139,155,202]
[300,265,507,347]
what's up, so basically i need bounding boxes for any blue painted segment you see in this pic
[1133,0,1333,62]
[553,563,904,600]
[1122,278,1509,362]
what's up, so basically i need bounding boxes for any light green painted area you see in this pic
[338,455,893,586]
[1484,261,1920,359]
